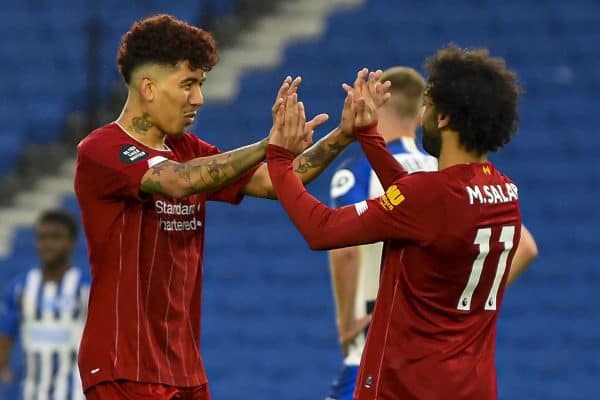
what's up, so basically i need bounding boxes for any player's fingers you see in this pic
[274,98,285,136]
[354,68,368,92]
[272,83,289,115]
[342,92,352,111]
[368,71,378,93]
[271,97,285,120]
[297,101,307,135]
[276,76,292,98]
[304,129,314,148]
[382,92,392,105]
[372,69,383,82]
[284,93,298,133]
[288,76,302,95]
[342,83,353,95]
[380,80,392,93]
[297,103,307,152]
[306,113,329,131]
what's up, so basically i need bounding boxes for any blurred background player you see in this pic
[0,210,88,400]
[326,67,436,400]
[75,14,352,400]
[267,50,535,399]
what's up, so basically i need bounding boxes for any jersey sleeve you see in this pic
[354,123,408,188]
[188,135,260,205]
[0,279,22,338]
[267,144,444,250]
[75,138,159,200]
[330,157,370,208]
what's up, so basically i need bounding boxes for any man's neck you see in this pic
[378,117,417,143]
[437,130,487,170]
[381,128,416,144]
[42,261,71,283]
[116,98,167,150]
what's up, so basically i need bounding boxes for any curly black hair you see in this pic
[424,44,521,155]
[117,14,218,84]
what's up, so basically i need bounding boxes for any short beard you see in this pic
[422,125,442,158]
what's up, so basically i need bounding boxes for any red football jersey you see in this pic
[267,126,522,400]
[74,123,255,391]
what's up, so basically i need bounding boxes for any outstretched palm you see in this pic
[342,68,392,129]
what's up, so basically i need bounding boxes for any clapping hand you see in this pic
[270,76,328,147]
[342,68,392,130]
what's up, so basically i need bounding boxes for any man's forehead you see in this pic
[174,61,206,79]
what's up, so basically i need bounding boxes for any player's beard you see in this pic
[421,120,442,158]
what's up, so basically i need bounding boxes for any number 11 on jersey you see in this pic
[457,226,516,311]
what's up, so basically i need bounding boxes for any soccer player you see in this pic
[326,67,436,400]
[74,15,353,400]
[268,46,533,399]
[0,210,89,400]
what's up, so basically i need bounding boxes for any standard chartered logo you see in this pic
[155,200,203,232]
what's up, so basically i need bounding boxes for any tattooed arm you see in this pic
[244,91,356,199]
[140,139,268,199]
[242,126,354,199]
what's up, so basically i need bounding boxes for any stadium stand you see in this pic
[1,0,599,399]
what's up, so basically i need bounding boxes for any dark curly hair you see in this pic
[117,14,218,84]
[424,44,521,155]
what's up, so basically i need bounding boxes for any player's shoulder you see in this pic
[394,170,448,199]
[77,122,124,154]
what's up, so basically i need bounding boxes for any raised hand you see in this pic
[271,75,329,142]
[271,76,300,125]
[342,68,392,129]
[338,92,355,139]
[269,93,311,155]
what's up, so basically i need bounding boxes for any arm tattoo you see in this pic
[141,140,267,197]
[140,177,165,193]
[293,136,349,180]
[129,112,153,135]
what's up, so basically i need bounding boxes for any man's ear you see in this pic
[437,113,450,129]
[139,77,155,102]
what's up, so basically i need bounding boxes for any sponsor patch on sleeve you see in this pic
[379,185,405,211]
[119,144,149,164]
[354,200,369,216]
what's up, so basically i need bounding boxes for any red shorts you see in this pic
[85,380,210,400]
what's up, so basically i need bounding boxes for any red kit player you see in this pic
[74,14,353,400]
[267,46,528,399]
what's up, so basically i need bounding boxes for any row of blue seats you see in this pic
[0,1,230,174]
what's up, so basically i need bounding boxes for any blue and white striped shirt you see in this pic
[0,267,89,400]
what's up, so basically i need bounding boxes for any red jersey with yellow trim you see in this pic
[266,125,522,400]
[74,123,255,391]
